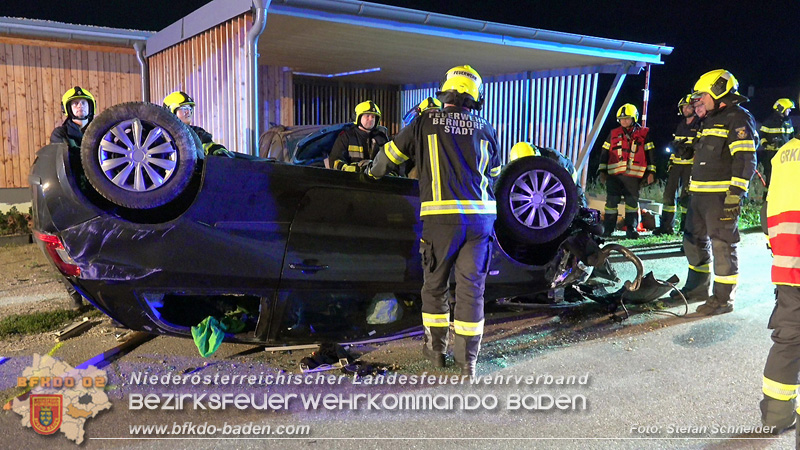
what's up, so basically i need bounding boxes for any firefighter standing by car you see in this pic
[758,98,795,190]
[597,103,656,239]
[759,104,800,441]
[329,100,390,172]
[367,65,501,377]
[162,91,231,156]
[677,69,757,315]
[655,95,702,235]
[49,86,97,309]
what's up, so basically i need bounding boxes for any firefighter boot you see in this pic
[671,270,711,303]
[697,282,735,315]
[654,210,675,236]
[454,334,481,378]
[696,296,734,315]
[760,396,797,434]
[624,211,639,239]
[422,326,448,368]
[602,213,617,237]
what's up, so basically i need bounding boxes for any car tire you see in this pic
[495,156,579,245]
[81,102,203,209]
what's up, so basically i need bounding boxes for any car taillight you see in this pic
[33,231,81,277]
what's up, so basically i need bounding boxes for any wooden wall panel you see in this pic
[148,13,254,154]
[258,64,294,131]
[0,37,142,189]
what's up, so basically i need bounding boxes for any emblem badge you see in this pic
[736,127,747,139]
[30,394,62,435]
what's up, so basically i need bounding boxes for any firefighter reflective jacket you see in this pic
[190,125,226,155]
[767,137,800,285]
[760,111,794,151]
[369,106,502,224]
[329,125,389,170]
[670,116,702,165]
[598,125,655,178]
[689,104,757,195]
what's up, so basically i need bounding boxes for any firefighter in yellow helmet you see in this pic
[402,97,443,128]
[759,93,800,439]
[162,91,231,156]
[655,95,702,236]
[758,98,795,189]
[367,65,501,377]
[50,86,96,149]
[49,86,98,309]
[676,69,757,315]
[597,103,656,238]
[328,100,390,171]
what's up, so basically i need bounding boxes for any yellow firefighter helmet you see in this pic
[692,69,740,100]
[774,98,795,115]
[616,103,639,122]
[509,142,541,161]
[418,97,442,113]
[61,86,96,118]
[354,100,381,125]
[162,91,196,114]
[440,65,483,102]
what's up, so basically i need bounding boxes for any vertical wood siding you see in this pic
[0,38,141,189]
[292,78,402,136]
[402,73,598,167]
[258,65,294,129]
[148,14,253,154]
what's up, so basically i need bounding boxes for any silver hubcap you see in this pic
[98,118,177,192]
[509,169,567,229]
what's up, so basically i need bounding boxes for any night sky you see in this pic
[2,0,800,164]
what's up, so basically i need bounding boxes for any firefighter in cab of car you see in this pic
[367,65,502,378]
[759,98,795,189]
[162,91,231,157]
[656,95,702,235]
[329,101,390,172]
[597,103,656,239]
[678,69,757,315]
[50,86,96,148]
[760,105,800,441]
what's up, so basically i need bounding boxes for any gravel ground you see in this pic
[0,232,793,449]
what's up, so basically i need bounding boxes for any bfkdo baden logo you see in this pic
[12,354,111,444]
[30,394,63,435]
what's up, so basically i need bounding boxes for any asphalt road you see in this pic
[0,230,794,449]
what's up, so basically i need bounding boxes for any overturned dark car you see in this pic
[30,102,635,345]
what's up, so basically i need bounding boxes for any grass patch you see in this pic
[0,309,85,339]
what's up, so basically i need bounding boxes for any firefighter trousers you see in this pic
[661,164,691,231]
[683,193,740,304]
[604,175,641,231]
[764,285,800,397]
[419,220,494,367]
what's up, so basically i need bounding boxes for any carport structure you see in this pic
[144,0,671,182]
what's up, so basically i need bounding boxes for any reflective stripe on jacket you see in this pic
[767,137,800,285]
[598,125,655,178]
[760,111,794,151]
[372,106,501,224]
[689,104,757,194]
[670,116,701,165]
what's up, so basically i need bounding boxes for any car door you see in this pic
[273,171,423,342]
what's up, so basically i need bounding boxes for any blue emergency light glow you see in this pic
[294,67,381,78]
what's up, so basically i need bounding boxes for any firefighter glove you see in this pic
[721,193,741,221]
